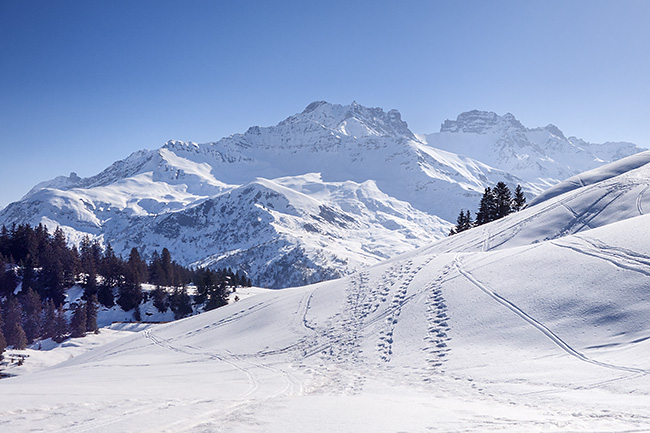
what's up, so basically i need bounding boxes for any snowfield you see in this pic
[2,153,650,431]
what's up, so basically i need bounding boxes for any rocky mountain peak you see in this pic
[440,110,525,134]
[280,101,416,140]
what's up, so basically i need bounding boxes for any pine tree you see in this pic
[161,248,174,286]
[152,287,169,313]
[52,306,68,343]
[206,282,228,311]
[475,187,497,225]
[0,225,9,258]
[101,243,123,288]
[85,295,99,333]
[0,255,17,298]
[20,287,42,344]
[512,184,526,211]
[449,209,474,235]
[41,299,57,340]
[149,250,165,286]
[118,252,143,312]
[97,283,115,308]
[493,182,513,220]
[3,296,27,350]
[70,302,87,338]
[169,287,192,319]
[80,236,102,297]
[52,227,77,289]
[37,239,67,306]
[0,310,6,360]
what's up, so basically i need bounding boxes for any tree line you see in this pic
[0,223,251,357]
[449,182,526,235]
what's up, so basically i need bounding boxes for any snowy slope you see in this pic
[0,103,643,288]
[3,155,650,431]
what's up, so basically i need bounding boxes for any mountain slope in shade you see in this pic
[3,152,650,432]
[0,102,644,287]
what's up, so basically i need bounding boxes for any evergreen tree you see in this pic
[41,299,57,340]
[161,248,174,286]
[37,235,68,306]
[11,224,38,265]
[0,310,6,360]
[449,209,473,235]
[127,248,147,284]
[133,305,142,322]
[70,302,87,338]
[152,287,169,313]
[512,184,526,211]
[101,243,123,288]
[169,287,192,319]
[118,251,144,312]
[52,227,77,288]
[85,266,99,299]
[85,294,99,333]
[97,283,115,308]
[20,259,36,297]
[20,287,43,344]
[493,181,513,220]
[52,306,68,343]
[2,296,27,350]
[0,225,9,258]
[117,283,142,312]
[0,254,18,298]
[148,250,165,286]
[475,187,496,225]
[194,268,228,311]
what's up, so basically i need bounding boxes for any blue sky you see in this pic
[1,0,649,209]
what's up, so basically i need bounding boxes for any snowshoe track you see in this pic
[422,262,453,374]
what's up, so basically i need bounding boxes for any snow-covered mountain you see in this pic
[0,102,643,287]
[4,151,650,432]
[422,110,645,192]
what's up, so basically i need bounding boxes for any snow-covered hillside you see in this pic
[0,102,643,287]
[3,152,650,432]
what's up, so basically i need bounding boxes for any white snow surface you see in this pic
[1,102,642,287]
[3,154,650,431]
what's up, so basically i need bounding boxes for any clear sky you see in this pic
[1,0,649,209]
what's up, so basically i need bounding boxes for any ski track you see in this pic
[182,300,275,337]
[454,255,648,375]
[556,189,627,236]
[637,185,648,215]
[139,328,305,432]
[552,237,650,278]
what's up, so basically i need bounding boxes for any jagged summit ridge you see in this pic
[282,101,416,141]
[440,110,566,139]
[440,110,524,134]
